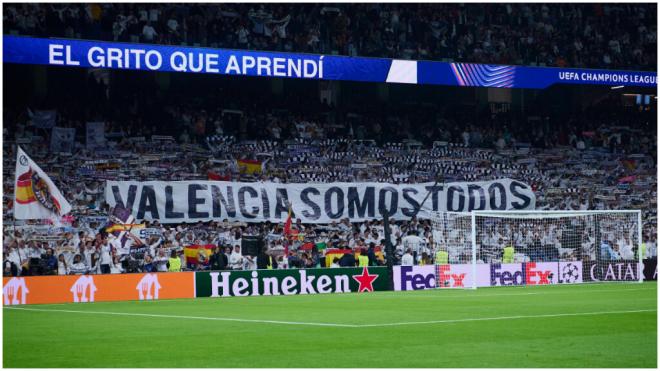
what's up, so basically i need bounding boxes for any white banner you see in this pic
[104,178,536,223]
[50,127,75,153]
[14,146,72,219]
[86,122,106,150]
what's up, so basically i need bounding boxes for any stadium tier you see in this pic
[4,66,657,280]
[3,2,658,369]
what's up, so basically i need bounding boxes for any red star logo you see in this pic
[352,267,379,293]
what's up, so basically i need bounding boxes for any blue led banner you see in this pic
[418,61,657,89]
[4,36,657,89]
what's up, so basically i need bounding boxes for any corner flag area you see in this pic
[4,282,656,368]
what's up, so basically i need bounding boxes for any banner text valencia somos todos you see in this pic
[105,179,536,223]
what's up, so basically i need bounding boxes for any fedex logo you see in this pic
[490,263,553,286]
[400,266,435,290]
[398,265,468,290]
[435,265,466,288]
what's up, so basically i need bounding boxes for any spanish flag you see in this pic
[15,170,37,204]
[184,244,215,265]
[237,159,263,175]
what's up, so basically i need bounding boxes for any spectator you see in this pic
[358,249,369,267]
[154,249,169,272]
[57,254,69,275]
[401,248,414,266]
[600,240,621,260]
[367,243,377,266]
[43,248,58,275]
[256,247,269,270]
[338,250,356,267]
[209,246,228,271]
[88,253,100,274]
[5,246,21,276]
[110,255,125,274]
[142,21,157,42]
[236,24,250,47]
[229,245,243,270]
[168,249,182,272]
[419,252,431,266]
[243,254,256,270]
[4,260,16,277]
[70,254,88,275]
[142,254,156,272]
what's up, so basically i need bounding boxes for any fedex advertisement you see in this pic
[394,261,583,290]
[490,262,559,286]
[393,264,491,290]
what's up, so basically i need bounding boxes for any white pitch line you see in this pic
[3,307,359,328]
[4,306,655,328]
[359,309,657,327]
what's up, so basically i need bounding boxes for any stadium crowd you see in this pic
[3,3,657,71]
[3,3,657,277]
[3,94,657,276]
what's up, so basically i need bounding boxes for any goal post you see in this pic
[423,210,643,289]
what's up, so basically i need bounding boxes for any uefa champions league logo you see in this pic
[561,263,580,283]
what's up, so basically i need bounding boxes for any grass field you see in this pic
[3,282,657,368]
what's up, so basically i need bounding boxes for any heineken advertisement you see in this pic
[195,267,389,298]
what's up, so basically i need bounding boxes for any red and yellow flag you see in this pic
[237,159,262,175]
[105,223,145,233]
[15,170,36,204]
[184,244,216,265]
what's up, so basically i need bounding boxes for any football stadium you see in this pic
[2,2,658,368]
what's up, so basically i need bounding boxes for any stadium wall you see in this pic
[394,260,649,290]
[3,262,654,305]
[2,267,388,305]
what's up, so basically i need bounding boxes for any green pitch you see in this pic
[3,282,657,368]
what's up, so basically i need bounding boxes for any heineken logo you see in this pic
[353,267,379,292]
[195,267,387,298]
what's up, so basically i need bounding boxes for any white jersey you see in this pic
[402,235,425,254]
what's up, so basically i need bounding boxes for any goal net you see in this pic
[472,211,643,286]
[426,211,476,289]
[422,210,643,289]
